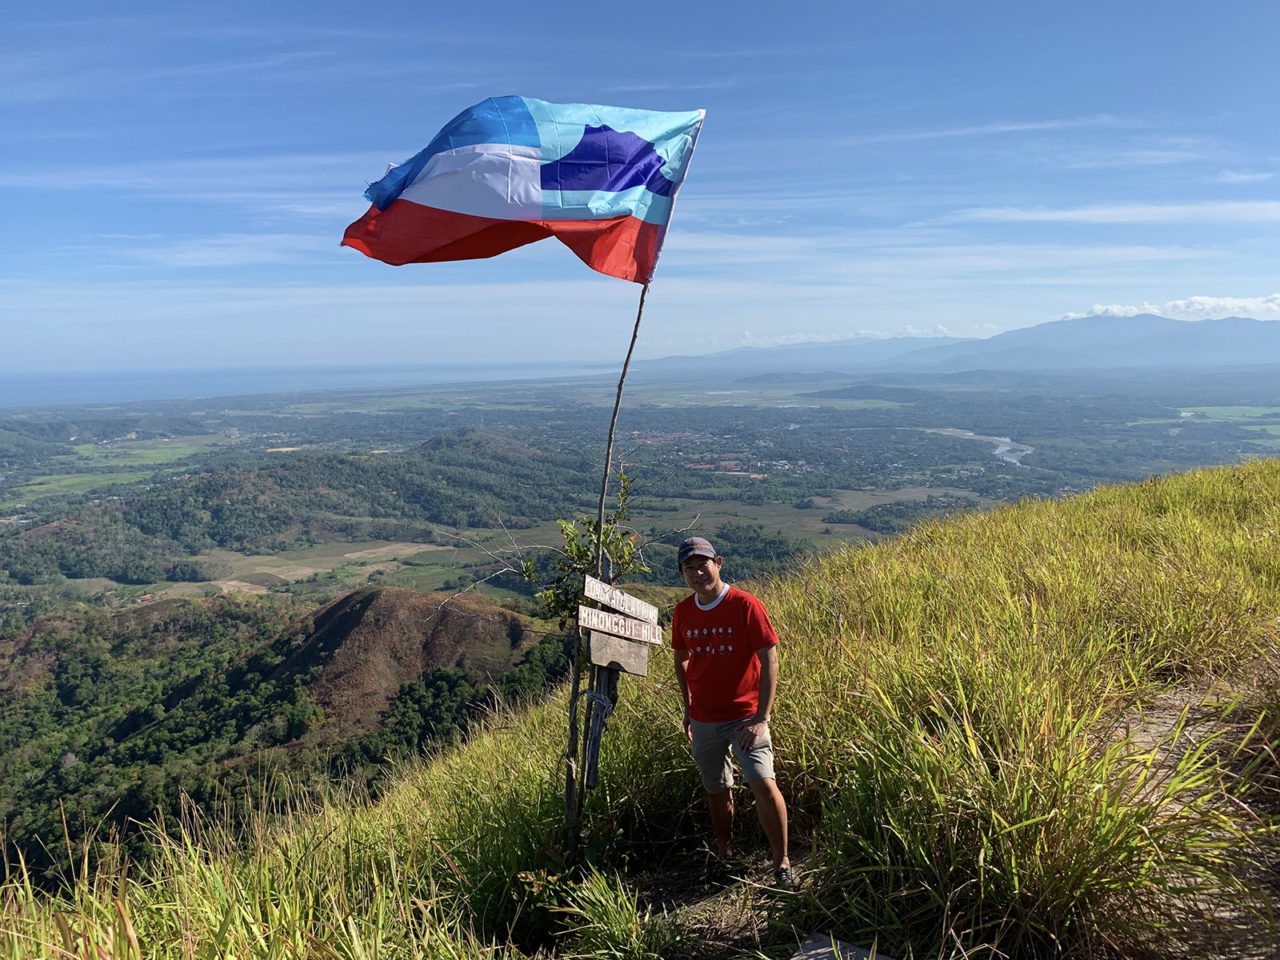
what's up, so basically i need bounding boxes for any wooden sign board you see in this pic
[588,631,650,676]
[582,575,659,624]
[577,604,663,645]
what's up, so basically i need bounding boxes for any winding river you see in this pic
[920,428,1034,465]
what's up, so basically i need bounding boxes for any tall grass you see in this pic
[3,460,1279,957]
[763,460,1280,955]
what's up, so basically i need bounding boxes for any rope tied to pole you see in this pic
[582,676,617,790]
[579,688,615,721]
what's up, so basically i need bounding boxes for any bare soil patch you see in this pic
[215,542,436,584]
[214,579,270,594]
[343,542,432,561]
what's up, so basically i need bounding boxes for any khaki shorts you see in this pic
[689,717,775,793]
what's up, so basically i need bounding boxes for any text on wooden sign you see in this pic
[577,604,663,645]
[582,575,659,624]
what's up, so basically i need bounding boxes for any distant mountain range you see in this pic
[639,315,1280,379]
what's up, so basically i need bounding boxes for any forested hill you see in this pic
[287,587,541,742]
[0,429,598,594]
[0,586,572,883]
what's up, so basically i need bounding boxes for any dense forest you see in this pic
[0,590,574,883]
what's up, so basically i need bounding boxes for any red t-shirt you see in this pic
[671,586,779,723]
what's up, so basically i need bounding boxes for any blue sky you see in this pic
[4,1,1278,373]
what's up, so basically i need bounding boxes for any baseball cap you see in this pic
[677,536,718,568]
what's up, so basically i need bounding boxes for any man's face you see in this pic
[680,554,724,596]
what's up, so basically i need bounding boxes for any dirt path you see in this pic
[632,834,816,957]
[626,687,1277,960]
[1118,682,1276,960]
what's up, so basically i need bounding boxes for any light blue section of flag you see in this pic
[366,96,539,210]
[542,188,674,224]
[521,97,704,179]
[364,96,703,224]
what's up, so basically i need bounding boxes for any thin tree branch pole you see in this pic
[566,281,651,838]
[593,281,650,579]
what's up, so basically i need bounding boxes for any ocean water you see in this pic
[0,362,610,410]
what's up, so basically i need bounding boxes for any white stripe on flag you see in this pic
[400,143,543,220]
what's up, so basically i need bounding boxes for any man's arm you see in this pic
[738,644,778,750]
[673,648,693,740]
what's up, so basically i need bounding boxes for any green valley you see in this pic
[4,366,1279,621]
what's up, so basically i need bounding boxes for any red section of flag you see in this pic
[342,202,547,265]
[550,216,664,284]
[342,201,663,283]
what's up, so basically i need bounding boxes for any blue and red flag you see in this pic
[342,96,705,284]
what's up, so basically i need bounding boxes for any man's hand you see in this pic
[683,713,693,741]
[737,718,767,751]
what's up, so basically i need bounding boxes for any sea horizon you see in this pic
[0,361,613,411]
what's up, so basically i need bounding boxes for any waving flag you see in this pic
[342,96,704,283]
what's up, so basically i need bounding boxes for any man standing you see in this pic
[671,536,794,887]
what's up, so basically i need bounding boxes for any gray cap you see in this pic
[677,536,717,568]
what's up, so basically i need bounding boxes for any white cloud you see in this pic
[950,201,1280,224]
[0,153,386,220]
[1060,304,1149,319]
[112,233,335,267]
[664,231,1213,276]
[963,134,1221,174]
[0,152,385,192]
[734,328,961,347]
[604,80,735,93]
[900,324,964,338]
[739,331,854,346]
[1061,294,1280,321]
[1208,170,1275,184]
[0,47,332,105]
[844,115,1126,145]
[1062,147,1213,169]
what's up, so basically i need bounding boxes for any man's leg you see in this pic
[707,788,734,858]
[691,719,737,858]
[747,777,789,871]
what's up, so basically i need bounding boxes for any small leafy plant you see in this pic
[532,473,650,627]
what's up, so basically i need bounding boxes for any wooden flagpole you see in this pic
[593,281,650,578]
[565,281,651,838]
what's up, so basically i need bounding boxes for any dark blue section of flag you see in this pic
[540,125,676,197]
[365,96,539,210]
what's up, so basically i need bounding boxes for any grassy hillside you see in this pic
[4,460,1280,958]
